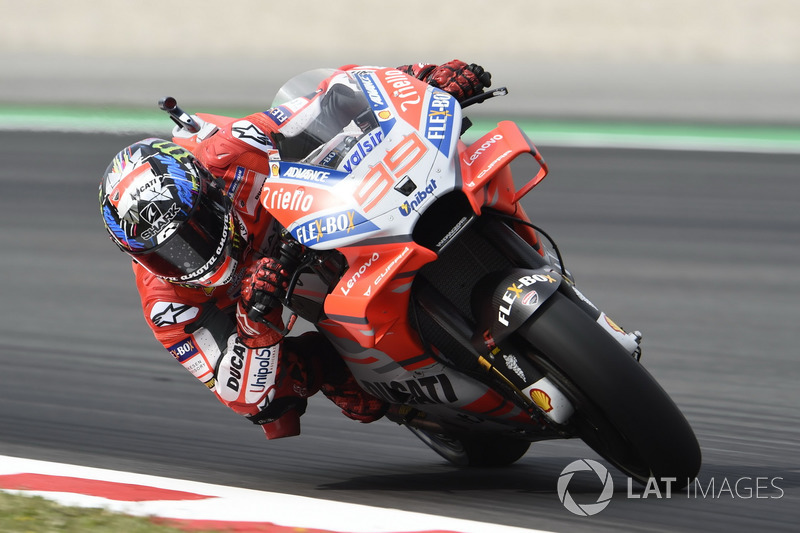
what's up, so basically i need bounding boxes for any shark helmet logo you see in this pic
[101,138,200,251]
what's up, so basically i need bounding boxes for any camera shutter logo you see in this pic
[557,459,614,516]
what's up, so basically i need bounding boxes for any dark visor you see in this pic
[133,184,232,281]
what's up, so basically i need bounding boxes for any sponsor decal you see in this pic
[228,166,245,198]
[425,90,456,156]
[279,163,348,186]
[463,134,514,186]
[342,130,384,173]
[383,69,421,112]
[361,373,458,404]
[464,134,503,167]
[357,71,389,108]
[474,149,513,183]
[605,315,625,334]
[225,339,248,393]
[228,167,267,216]
[167,337,199,363]
[341,252,380,296]
[231,121,270,149]
[498,273,557,326]
[354,71,396,136]
[530,388,554,412]
[261,185,314,213]
[140,203,181,241]
[150,302,199,327]
[264,106,292,125]
[523,377,574,424]
[373,246,411,287]
[290,209,378,245]
[503,354,526,381]
[247,346,277,394]
[185,357,211,380]
[398,179,437,216]
[108,161,153,209]
[436,216,469,249]
[521,290,539,305]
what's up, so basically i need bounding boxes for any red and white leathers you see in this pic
[131,61,486,439]
[134,71,387,439]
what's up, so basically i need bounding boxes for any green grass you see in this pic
[0,491,213,533]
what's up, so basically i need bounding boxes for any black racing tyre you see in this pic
[407,426,531,467]
[518,291,701,487]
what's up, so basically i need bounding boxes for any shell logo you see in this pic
[605,315,625,334]
[530,389,554,412]
[271,163,280,176]
[378,110,392,120]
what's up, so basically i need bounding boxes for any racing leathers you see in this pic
[132,61,490,440]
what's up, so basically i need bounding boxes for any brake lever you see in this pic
[459,87,509,109]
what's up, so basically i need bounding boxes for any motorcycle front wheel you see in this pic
[517,291,702,487]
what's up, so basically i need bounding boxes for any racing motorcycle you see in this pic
[160,67,701,487]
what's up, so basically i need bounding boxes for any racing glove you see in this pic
[398,60,492,101]
[237,256,290,348]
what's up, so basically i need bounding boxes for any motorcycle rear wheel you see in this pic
[407,426,531,467]
[518,291,701,487]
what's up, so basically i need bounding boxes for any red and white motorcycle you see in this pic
[163,67,701,487]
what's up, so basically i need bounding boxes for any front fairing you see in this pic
[262,68,463,250]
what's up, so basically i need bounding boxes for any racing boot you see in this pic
[288,332,388,423]
[320,372,389,423]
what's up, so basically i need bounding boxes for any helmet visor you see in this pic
[133,184,232,282]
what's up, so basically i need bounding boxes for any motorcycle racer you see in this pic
[98,60,491,440]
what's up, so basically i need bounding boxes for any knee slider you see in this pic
[246,396,307,425]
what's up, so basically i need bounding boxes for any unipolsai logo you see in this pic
[557,459,614,516]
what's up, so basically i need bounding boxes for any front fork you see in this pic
[418,217,643,426]
[480,215,643,359]
[559,279,643,359]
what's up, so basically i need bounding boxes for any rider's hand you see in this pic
[426,60,492,101]
[240,257,290,319]
[237,257,289,347]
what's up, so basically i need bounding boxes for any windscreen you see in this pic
[270,70,380,169]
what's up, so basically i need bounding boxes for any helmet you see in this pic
[99,138,243,287]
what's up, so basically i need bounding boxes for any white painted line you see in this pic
[0,454,553,533]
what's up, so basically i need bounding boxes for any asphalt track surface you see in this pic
[1,130,798,532]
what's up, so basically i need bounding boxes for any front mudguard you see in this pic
[470,267,561,351]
